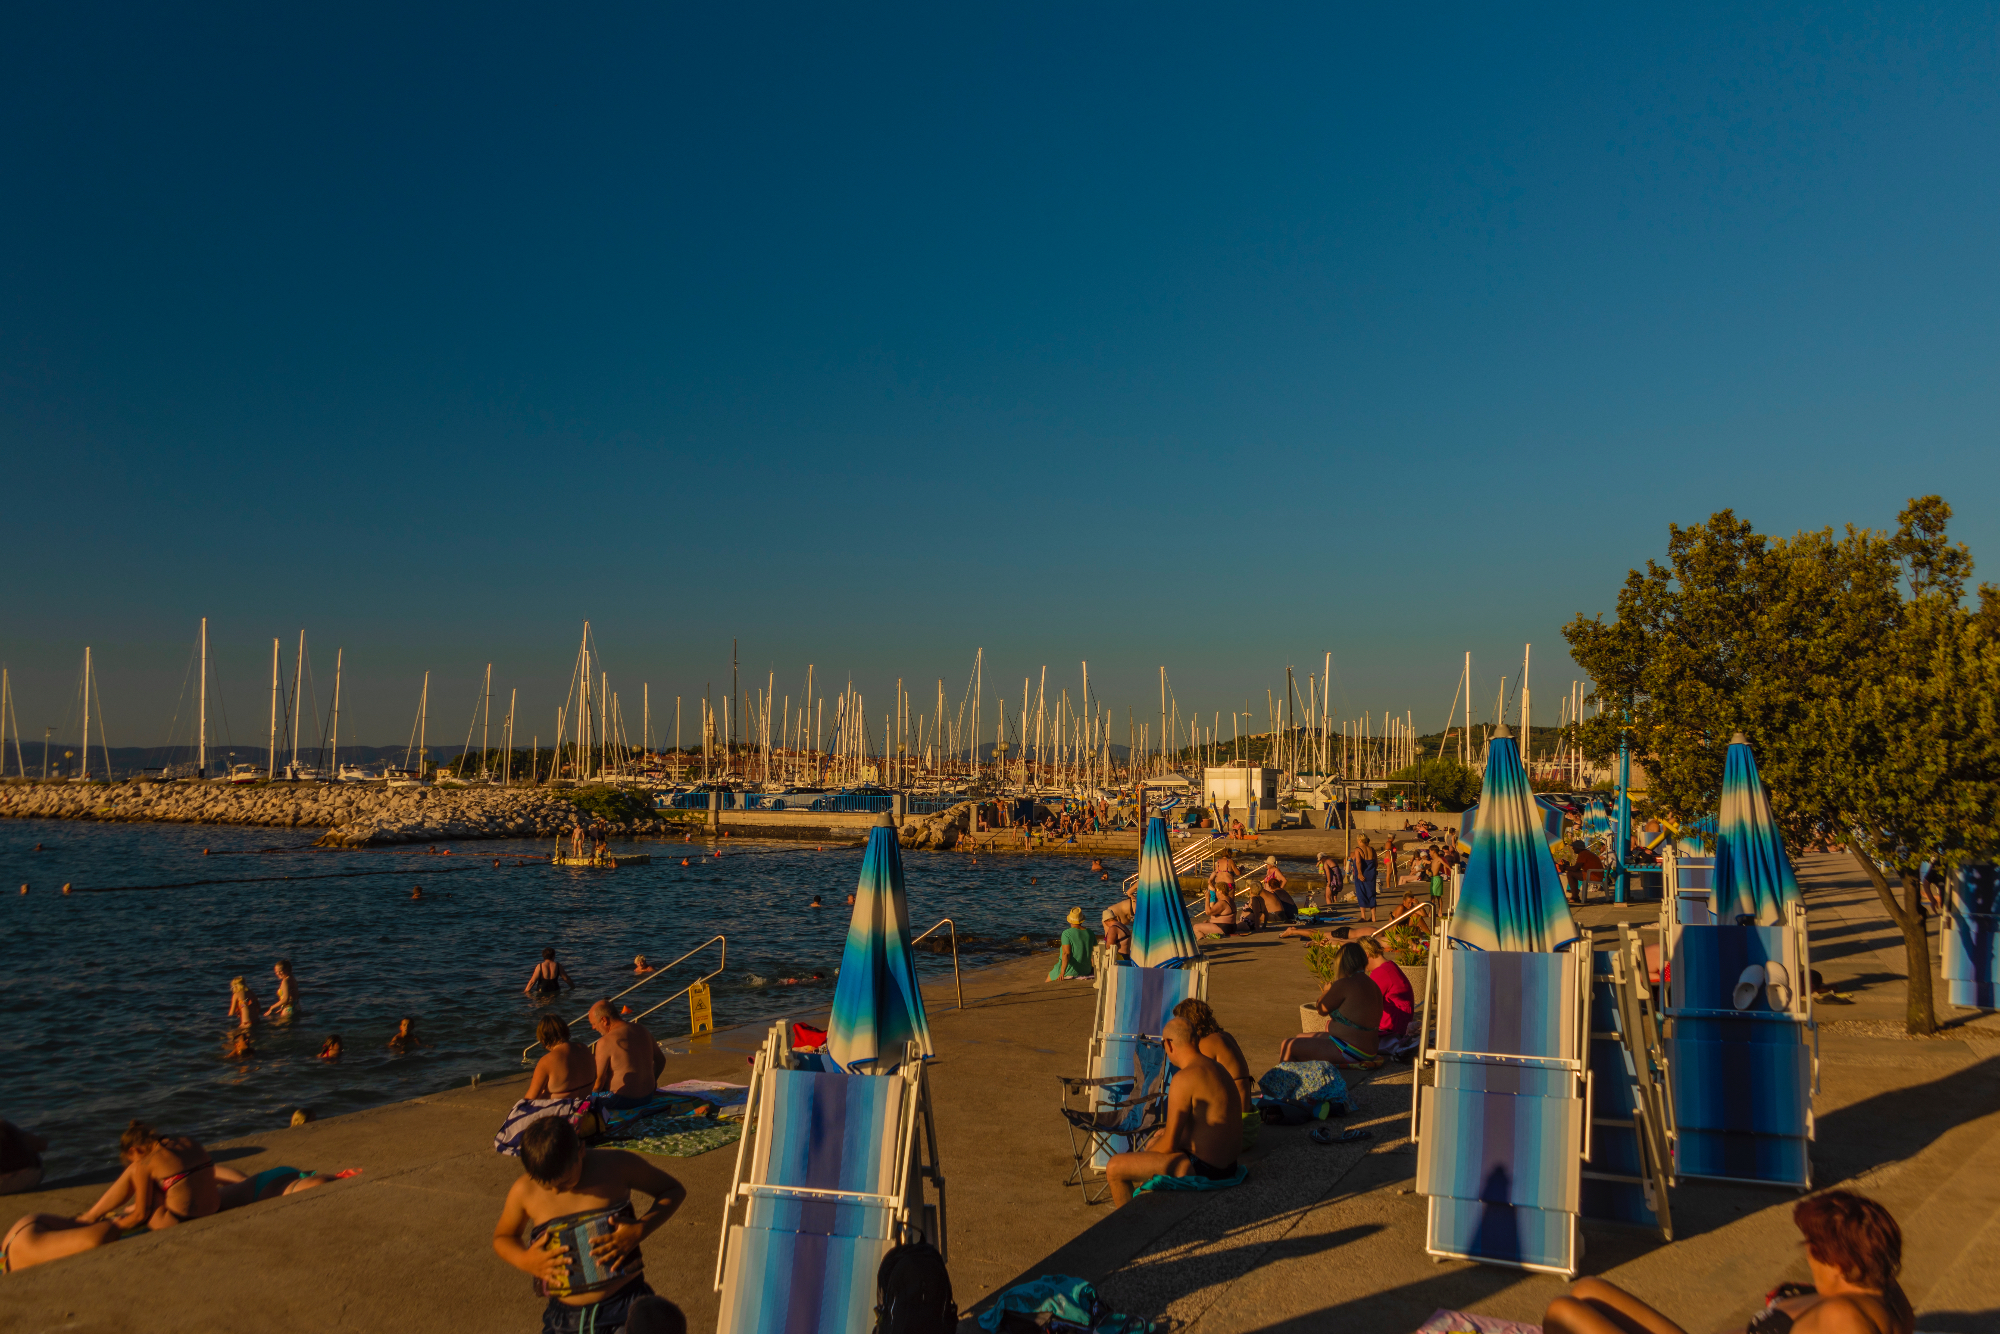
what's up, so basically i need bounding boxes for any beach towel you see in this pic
[657,1079,750,1118]
[1416,1311,1542,1334]
[608,1112,745,1158]
[1132,1162,1248,1195]
[492,1094,591,1156]
[975,1275,1161,1333]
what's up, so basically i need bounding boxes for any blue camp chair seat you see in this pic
[718,1223,893,1334]
[744,1193,898,1240]
[1942,912,2000,981]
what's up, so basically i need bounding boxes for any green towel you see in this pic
[610,1112,744,1158]
[1132,1162,1248,1195]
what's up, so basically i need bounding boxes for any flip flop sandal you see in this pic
[1733,965,1766,1011]
[1311,1126,1373,1145]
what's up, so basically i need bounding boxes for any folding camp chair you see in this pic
[1058,1035,1168,1204]
[1657,881,1816,1191]
[1411,940,1591,1276]
[1075,949,1206,1174]
[714,1022,946,1334]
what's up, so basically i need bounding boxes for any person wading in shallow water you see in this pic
[525,949,575,1000]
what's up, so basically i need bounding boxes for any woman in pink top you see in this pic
[1359,937,1415,1040]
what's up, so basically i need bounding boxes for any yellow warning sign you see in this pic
[688,979,713,1036]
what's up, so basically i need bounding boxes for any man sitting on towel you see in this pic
[589,1001,667,1109]
[1105,1016,1242,1207]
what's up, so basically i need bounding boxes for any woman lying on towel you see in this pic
[496,1016,599,1156]
[1278,944,1387,1069]
[1544,1190,1912,1334]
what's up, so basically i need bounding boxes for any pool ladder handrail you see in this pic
[911,917,964,1012]
[1122,832,1222,896]
[520,933,728,1063]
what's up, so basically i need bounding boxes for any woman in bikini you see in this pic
[1545,1189,1912,1334]
[1278,943,1385,1067]
[77,1121,220,1231]
[1193,859,1241,939]
[227,976,259,1030]
[263,960,298,1021]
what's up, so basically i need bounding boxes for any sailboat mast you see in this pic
[418,671,429,777]
[481,663,491,779]
[81,646,92,782]
[268,639,279,780]
[198,617,207,779]
[330,649,342,776]
[506,688,517,785]
[291,631,305,772]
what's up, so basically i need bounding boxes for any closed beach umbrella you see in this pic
[826,813,934,1072]
[1453,726,1581,953]
[1131,815,1200,968]
[1711,733,1801,926]
[1583,798,1612,843]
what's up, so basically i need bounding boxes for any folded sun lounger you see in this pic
[714,1022,944,1333]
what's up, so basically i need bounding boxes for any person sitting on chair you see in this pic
[1543,1189,1912,1334]
[1104,1016,1242,1207]
[1171,998,1254,1110]
[1278,943,1383,1066]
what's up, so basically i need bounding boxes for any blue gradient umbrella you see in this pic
[1583,798,1612,843]
[1711,733,1801,926]
[826,813,934,1072]
[1131,815,1201,968]
[1453,727,1582,953]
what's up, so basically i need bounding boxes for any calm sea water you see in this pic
[0,819,1117,1178]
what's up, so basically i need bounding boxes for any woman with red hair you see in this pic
[1543,1190,1913,1334]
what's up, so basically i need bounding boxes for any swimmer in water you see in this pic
[227,977,259,1031]
[263,960,298,1021]
[388,1017,424,1054]
[1090,859,1104,872]
[318,1035,342,1062]
[223,1031,255,1060]
[845,894,855,905]
[808,895,824,908]
[410,886,424,900]
[633,956,655,975]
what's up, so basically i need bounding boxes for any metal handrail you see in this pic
[520,934,727,1062]
[911,918,963,1011]
[1123,835,1220,894]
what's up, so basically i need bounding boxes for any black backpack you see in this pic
[874,1239,956,1334]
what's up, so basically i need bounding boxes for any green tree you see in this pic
[1565,498,2000,1034]
[1389,757,1481,810]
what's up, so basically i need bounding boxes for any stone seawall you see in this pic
[0,780,627,847]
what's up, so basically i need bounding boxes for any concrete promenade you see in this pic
[4,854,1997,1332]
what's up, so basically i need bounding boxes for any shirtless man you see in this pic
[1101,883,1137,958]
[525,948,575,999]
[1172,998,1254,1110]
[493,1117,686,1333]
[1105,1016,1242,1206]
[589,1000,667,1107]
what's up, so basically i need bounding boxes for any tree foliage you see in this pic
[1389,757,1481,811]
[1564,498,2000,1033]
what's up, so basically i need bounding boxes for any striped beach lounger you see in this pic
[716,1023,943,1334]
[1081,954,1206,1170]
[1660,911,1815,1190]
[1943,865,1999,1010]
[1415,948,1589,1275]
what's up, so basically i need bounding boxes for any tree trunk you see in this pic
[1849,848,1937,1035]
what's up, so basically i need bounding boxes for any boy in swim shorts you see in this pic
[493,1118,686,1334]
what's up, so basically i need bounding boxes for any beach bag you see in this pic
[874,1239,956,1334]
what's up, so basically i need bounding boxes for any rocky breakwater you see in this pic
[898,801,972,850]
[0,780,590,847]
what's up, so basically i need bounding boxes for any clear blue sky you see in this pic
[5,4,1995,753]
